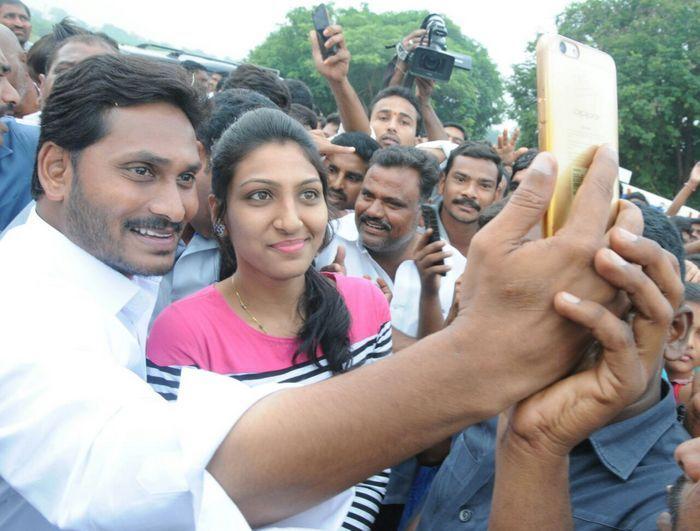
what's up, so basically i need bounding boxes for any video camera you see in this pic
[404,14,472,82]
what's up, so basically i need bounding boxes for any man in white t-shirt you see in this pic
[317,145,466,348]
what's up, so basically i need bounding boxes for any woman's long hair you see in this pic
[211,108,352,373]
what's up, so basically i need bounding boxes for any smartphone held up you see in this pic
[536,34,619,237]
[313,4,338,59]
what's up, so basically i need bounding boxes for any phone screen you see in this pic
[537,34,618,236]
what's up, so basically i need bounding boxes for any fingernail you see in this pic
[529,152,555,175]
[561,292,581,304]
[606,248,628,266]
[617,228,638,242]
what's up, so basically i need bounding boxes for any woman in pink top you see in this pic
[147,108,391,530]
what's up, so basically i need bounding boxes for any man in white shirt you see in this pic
[0,53,670,531]
[317,146,466,347]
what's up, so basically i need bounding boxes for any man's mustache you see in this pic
[452,196,481,212]
[359,214,391,231]
[124,217,184,234]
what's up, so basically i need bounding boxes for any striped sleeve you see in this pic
[342,470,390,531]
[146,359,190,401]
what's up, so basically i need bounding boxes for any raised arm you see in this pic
[667,162,700,216]
[310,25,370,134]
[490,231,682,530]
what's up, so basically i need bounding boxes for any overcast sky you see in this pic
[28,0,574,79]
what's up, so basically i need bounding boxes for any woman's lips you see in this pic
[270,239,307,253]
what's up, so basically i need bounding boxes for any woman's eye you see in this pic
[301,190,320,201]
[249,191,272,201]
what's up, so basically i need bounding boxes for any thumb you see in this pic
[333,244,346,266]
[479,152,557,245]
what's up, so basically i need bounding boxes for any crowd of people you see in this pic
[1,1,700,529]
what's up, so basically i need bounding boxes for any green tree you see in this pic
[248,5,504,139]
[507,0,699,203]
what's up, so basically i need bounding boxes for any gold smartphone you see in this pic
[537,34,619,237]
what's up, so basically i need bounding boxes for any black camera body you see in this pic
[407,14,472,82]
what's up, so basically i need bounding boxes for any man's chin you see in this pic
[108,254,176,277]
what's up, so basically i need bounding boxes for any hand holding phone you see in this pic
[537,34,619,237]
[313,4,338,59]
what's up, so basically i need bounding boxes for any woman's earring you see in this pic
[214,223,226,237]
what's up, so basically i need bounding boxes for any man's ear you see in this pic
[670,304,693,346]
[37,142,72,202]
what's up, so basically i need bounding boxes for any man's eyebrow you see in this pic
[121,151,201,173]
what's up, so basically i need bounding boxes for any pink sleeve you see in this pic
[147,305,202,368]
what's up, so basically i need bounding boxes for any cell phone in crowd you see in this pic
[536,34,619,237]
[312,4,338,59]
[421,205,446,276]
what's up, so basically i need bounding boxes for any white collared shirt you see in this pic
[0,210,351,530]
[317,213,466,336]
[150,232,220,324]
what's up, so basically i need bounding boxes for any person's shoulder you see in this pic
[155,284,222,324]
[332,273,391,334]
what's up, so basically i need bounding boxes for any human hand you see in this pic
[685,260,700,283]
[684,374,700,438]
[309,25,351,84]
[308,129,355,157]
[494,128,528,167]
[657,437,700,531]
[500,232,681,457]
[689,162,700,186]
[450,146,650,405]
[414,77,435,107]
[364,275,393,304]
[320,244,346,276]
[414,228,451,296]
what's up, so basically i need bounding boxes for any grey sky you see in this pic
[29,0,573,79]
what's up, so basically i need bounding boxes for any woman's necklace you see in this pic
[231,279,267,333]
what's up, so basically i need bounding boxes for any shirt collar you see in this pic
[587,380,677,480]
[26,208,151,318]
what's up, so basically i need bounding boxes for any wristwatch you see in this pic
[396,41,410,62]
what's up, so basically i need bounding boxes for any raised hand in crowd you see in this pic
[488,227,683,530]
[320,244,346,275]
[414,76,449,142]
[388,28,427,86]
[667,161,700,217]
[493,127,528,167]
[307,127,356,157]
[309,24,370,134]
[414,227,452,337]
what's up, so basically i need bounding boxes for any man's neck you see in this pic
[439,204,478,258]
[367,235,418,282]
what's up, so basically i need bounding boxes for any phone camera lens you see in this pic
[559,41,567,54]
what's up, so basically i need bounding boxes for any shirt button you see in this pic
[458,508,473,522]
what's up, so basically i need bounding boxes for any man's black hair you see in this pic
[181,59,207,73]
[32,54,207,198]
[331,132,380,164]
[443,121,466,138]
[26,18,88,80]
[670,216,693,236]
[478,198,508,229]
[444,141,505,186]
[685,283,700,304]
[45,32,119,73]
[222,63,291,112]
[639,204,686,279]
[511,148,539,177]
[369,146,439,201]
[289,102,318,130]
[0,0,30,18]
[624,191,649,206]
[284,78,315,110]
[197,88,278,155]
[325,112,340,126]
[369,86,423,134]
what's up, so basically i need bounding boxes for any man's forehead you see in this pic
[327,151,366,170]
[53,42,116,71]
[449,155,499,180]
[95,103,199,159]
[0,4,27,15]
[365,164,420,195]
[372,96,417,120]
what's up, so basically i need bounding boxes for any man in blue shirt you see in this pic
[0,115,38,231]
[416,206,691,530]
